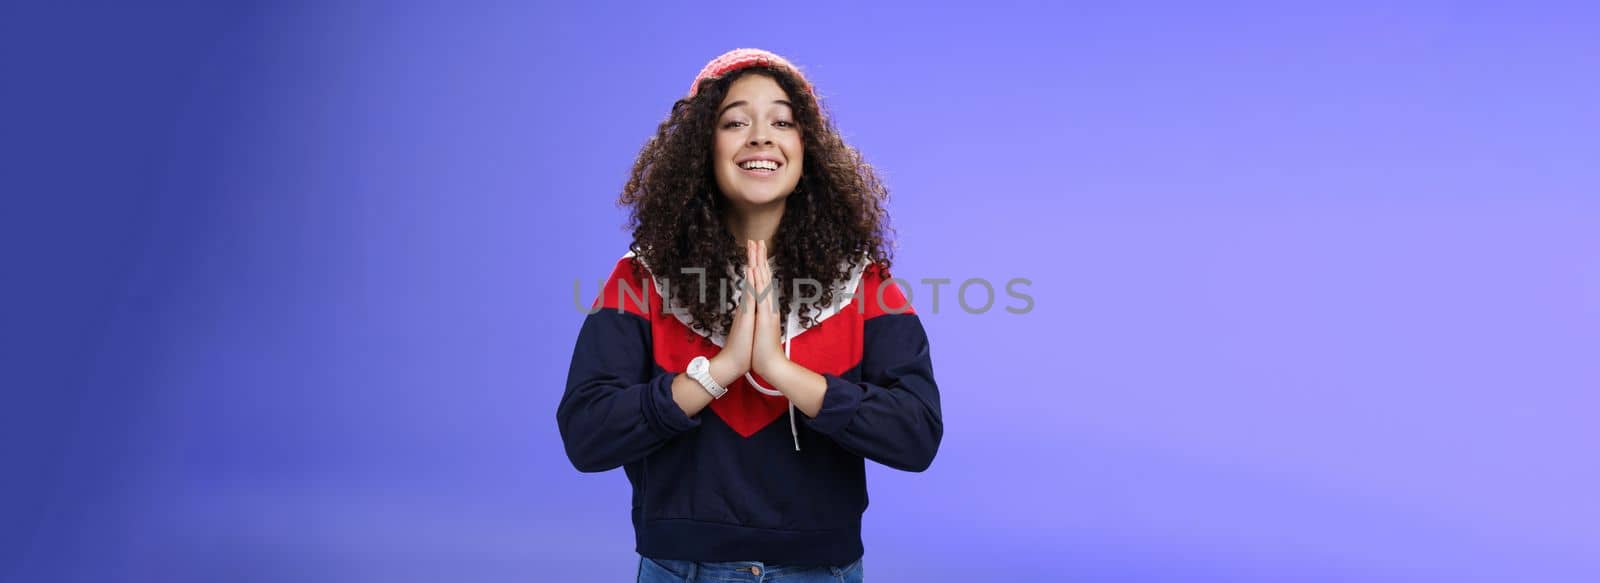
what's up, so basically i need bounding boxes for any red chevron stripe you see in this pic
[597,256,907,438]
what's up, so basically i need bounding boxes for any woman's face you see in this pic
[712,74,804,209]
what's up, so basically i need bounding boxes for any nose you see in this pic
[748,125,773,146]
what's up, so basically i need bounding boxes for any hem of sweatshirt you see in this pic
[636,517,863,567]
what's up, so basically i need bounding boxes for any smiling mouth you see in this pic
[737,160,781,173]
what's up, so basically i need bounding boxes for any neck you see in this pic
[725,199,785,254]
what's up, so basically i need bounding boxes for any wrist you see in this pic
[752,352,790,379]
[708,353,746,388]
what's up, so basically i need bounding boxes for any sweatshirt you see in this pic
[557,252,943,566]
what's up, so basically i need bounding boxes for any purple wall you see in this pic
[6,1,1597,581]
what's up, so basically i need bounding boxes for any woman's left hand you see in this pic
[750,239,788,378]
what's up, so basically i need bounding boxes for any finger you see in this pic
[744,241,756,311]
[752,241,765,304]
[756,241,771,312]
[763,242,775,312]
[758,239,770,292]
[741,264,752,317]
[746,240,755,284]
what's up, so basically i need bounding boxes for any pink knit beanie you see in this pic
[687,48,814,98]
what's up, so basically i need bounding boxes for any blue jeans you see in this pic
[637,555,864,583]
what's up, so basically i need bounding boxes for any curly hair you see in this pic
[618,66,893,338]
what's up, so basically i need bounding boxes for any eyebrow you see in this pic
[718,99,795,117]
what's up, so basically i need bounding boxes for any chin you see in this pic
[726,186,794,207]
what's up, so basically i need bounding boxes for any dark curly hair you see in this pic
[619,65,893,338]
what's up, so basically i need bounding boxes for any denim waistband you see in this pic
[640,555,863,582]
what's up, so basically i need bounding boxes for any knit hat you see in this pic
[687,48,814,98]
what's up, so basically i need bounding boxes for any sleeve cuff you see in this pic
[644,371,701,436]
[804,374,865,435]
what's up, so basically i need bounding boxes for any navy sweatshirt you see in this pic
[557,253,943,566]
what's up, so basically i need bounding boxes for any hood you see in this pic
[623,250,869,347]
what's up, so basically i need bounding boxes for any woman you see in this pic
[558,48,943,583]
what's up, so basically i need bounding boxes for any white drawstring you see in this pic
[745,325,800,451]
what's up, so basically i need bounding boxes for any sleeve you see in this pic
[801,274,943,472]
[556,261,700,473]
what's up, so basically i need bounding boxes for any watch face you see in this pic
[688,357,706,375]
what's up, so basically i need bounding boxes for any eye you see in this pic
[721,120,748,129]
[773,120,795,128]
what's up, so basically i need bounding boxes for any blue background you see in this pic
[5,1,1597,581]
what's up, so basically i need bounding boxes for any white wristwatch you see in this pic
[686,356,727,399]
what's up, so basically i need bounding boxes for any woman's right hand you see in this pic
[708,240,761,387]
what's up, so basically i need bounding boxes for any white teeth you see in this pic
[739,160,779,171]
